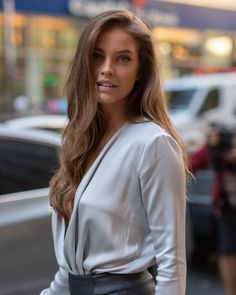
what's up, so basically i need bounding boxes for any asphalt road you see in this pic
[186,260,224,295]
[0,217,57,295]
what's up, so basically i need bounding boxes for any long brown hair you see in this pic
[50,10,189,220]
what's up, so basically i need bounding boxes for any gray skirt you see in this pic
[68,269,155,295]
[217,207,236,255]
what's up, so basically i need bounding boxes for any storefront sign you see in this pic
[68,0,131,18]
[68,0,179,26]
[158,0,236,11]
[145,8,179,26]
[1,0,236,31]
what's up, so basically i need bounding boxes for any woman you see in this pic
[40,10,188,295]
[191,124,236,295]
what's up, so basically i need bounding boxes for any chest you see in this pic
[79,144,144,216]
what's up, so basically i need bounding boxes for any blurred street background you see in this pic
[1,1,236,294]
[1,0,236,117]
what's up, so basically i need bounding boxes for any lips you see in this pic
[96,80,117,88]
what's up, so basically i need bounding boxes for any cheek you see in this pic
[123,67,139,82]
[123,76,138,95]
[91,64,99,79]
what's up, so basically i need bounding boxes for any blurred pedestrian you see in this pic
[40,10,188,295]
[191,123,236,295]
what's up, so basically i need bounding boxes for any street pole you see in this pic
[3,0,16,113]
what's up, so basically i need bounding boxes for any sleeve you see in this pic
[39,211,70,295]
[39,267,70,295]
[138,134,186,295]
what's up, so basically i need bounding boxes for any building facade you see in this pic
[0,0,236,113]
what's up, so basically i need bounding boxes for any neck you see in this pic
[100,101,129,135]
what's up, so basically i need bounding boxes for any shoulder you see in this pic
[124,120,169,144]
[122,120,182,161]
[131,122,184,176]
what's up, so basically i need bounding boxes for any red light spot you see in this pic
[132,0,148,8]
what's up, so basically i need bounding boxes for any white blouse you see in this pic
[40,120,186,295]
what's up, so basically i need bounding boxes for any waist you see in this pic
[68,269,156,295]
[69,270,151,284]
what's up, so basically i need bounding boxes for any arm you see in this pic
[138,134,186,295]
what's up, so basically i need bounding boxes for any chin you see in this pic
[96,97,117,105]
[97,101,116,105]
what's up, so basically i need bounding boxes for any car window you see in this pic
[166,89,196,112]
[0,138,59,195]
[198,88,220,115]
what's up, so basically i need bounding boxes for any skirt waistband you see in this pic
[68,269,156,295]
[69,270,151,284]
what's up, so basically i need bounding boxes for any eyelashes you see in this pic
[92,52,132,64]
[117,55,131,63]
[92,52,103,61]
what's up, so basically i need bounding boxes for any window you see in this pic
[198,88,220,115]
[0,138,59,194]
[166,89,196,112]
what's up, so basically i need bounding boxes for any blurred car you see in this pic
[164,72,236,151]
[4,114,68,133]
[0,126,60,295]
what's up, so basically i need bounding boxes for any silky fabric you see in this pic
[68,271,155,295]
[40,120,186,295]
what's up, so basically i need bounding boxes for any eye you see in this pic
[117,55,131,64]
[92,51,103,61]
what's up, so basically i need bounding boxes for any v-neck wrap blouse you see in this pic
[40,121,186,295]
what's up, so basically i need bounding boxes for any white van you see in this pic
[164,72,236,149]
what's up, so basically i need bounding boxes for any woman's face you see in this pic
[91,27,139,107]
[207,128,220,147]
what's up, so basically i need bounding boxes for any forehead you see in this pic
[95,28,138,52]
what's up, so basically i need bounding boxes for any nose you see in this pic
[100,58,113,77]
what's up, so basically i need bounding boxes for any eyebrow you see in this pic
[94,47,134,54]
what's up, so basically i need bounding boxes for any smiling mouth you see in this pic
[96,81,117,88]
